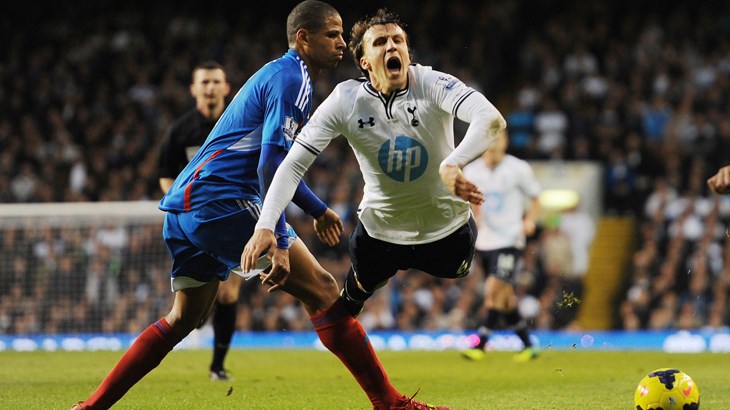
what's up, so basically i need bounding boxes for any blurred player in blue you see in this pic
[72,2,441,409]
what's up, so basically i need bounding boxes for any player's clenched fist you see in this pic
[708,165,730,194]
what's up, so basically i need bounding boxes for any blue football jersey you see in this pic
[160,49,312,212]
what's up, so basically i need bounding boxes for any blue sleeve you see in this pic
[259,144,328,220]
[261,70,306,150]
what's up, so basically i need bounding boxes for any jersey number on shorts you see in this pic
[496,253,515,278]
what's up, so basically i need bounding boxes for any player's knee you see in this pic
[217,275,241,304]
[343,269,372,300]
[318,269,339,298]
[164,311,199,338]
[309,268,339,307]
[217,286,239,304]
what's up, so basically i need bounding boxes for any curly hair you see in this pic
[348,8,412,78]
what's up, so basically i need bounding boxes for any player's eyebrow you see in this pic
[324,28,342,38]
[370,31,405,46]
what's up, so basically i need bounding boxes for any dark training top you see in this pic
[158,109,216,179]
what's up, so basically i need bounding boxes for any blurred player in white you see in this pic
[460,130,542,362]
[243,8,505,334]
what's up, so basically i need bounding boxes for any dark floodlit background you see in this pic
[1,0,729,348]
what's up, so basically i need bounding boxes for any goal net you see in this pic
[0,201,172,336]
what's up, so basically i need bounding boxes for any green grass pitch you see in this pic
[1,349,726,409]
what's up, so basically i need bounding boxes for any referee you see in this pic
[157,60,236,381]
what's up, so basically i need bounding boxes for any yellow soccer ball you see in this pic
[634,368,700,409]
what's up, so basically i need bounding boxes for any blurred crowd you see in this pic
[1,0,729,335]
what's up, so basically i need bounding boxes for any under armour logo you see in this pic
[407,106,419,127]
[358,117,375,128]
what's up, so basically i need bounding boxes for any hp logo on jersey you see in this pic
[378,136,428,182]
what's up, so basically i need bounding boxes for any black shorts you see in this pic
[348,217,477,291]
[477,247,522,283]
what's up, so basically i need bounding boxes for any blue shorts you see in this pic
[163,198,297,291]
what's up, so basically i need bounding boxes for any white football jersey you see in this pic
[462,155,541,250]
[296,65,484,244]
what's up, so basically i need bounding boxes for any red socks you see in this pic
[311,299,401,409]
[81,305,400,409]
[81,318,180,409]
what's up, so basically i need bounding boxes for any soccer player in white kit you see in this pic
[460,131,542,362]
[242,8,506,325]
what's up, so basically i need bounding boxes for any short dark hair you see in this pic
[286,0,339,47]
[349,8,411,78]
[191,60,225,82]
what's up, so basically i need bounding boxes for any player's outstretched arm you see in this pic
[708,165,730,194]
[439,164,484,205]
[313,208,343,247]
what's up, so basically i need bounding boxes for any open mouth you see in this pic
[386,57,402,73]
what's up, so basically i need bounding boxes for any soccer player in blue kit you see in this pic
[72,2,446,409]
[156,60,239,381]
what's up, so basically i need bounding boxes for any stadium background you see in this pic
[1,0,730,352]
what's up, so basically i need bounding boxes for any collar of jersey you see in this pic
[285,49,308,72]
[363,81,409,101]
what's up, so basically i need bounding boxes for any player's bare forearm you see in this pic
[708,165,730,194]
[440,164,484,205]
[313,208,343,247]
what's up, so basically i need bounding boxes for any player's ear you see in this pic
[296,28,309,46]
[359,56,370,71]
[189,83,196,97]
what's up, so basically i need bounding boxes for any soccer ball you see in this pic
[634,368,700,409]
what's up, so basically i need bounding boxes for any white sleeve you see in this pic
[441,91,506,169]
[419,68,505,169]
[518,160,542,198]
[255,142,318,231]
